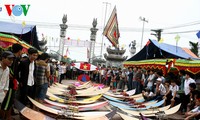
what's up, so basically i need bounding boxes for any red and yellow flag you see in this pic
[80,63,91,71]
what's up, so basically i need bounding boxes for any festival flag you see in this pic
[80,63,91,71]
[22,21,26,28]
[20,21,26,38]
[196,31,200,48]
[175,35,180,53]
[103,6,120,48]
[196,31,200,39]
[158,38,164,43]
[175,34,180,42]
[72,62,97,71]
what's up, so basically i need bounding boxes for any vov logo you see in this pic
[5,4,30,16]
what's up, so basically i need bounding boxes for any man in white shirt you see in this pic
[182,72,196,113]
[147,69,155,91]
[169,80,180,107]
[59,62,66,83]
[0,51,14,119]
[184,74,196,96]
[19,48,38,106]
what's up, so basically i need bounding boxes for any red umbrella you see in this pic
[77,74,90,82]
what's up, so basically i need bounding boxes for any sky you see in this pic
[0,0,200,61]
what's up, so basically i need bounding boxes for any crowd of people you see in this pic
[0,43,200,120]
[92,66,200,119]
[0,43,71,119]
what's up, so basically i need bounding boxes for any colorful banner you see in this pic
[123,59,200,75]
[103,6,120,48]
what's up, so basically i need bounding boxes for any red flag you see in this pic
[72,62,97,71]
[103,6,120,48]
[80,63,91,71]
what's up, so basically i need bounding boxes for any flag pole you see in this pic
[100,2,111,58]
[139,17,148,50]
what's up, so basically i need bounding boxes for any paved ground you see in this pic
[12,79,185,120]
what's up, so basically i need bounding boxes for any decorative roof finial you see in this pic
[62,14,67,24]
[92,18,97,28]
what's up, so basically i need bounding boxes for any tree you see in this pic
[189,41,199,57]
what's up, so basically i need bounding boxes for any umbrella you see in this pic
[77,74,90,82]
[72,62,97,71]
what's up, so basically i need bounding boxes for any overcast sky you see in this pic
[0,0,200,61]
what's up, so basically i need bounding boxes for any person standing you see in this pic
[146,69,155,91]
[100,65,105,84]
[182,72,196,113]
[135,67,143,94]
[35,53,50,103]
[127,67,133,91]
[118,70,127,91]
[179,70,186,92]
[59,62,66,83]
[18,48,38,106]
[0,51,14,119]
[1,44,23,118]
[106,66,112,87]
[10,44,23,99]
[132,67,138,91]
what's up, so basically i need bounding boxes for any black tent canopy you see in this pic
[127,39,198,61]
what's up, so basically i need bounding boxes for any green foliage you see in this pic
[189,41,199,57]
